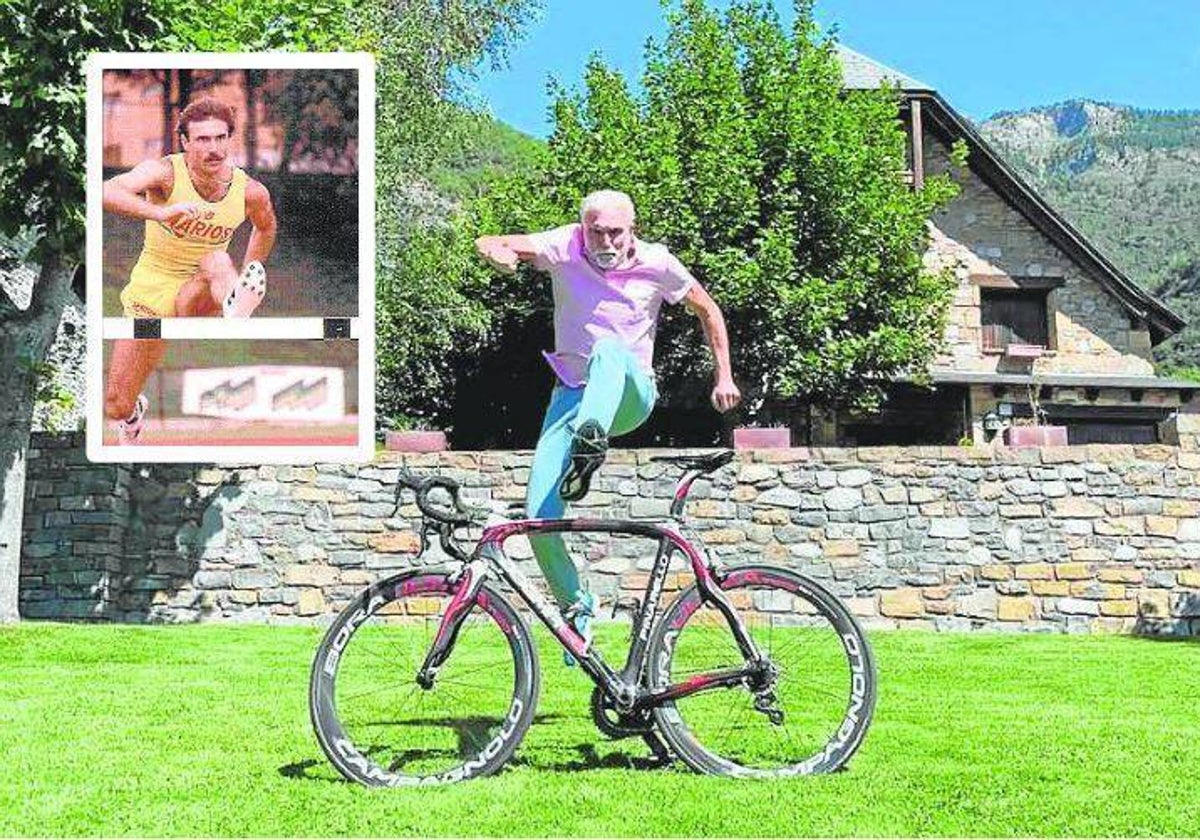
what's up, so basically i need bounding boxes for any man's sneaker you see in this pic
[117,394,148,445]
[223,261,266,317]
[559,418,607,502]
[562,588,598,667]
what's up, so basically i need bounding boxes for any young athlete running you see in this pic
[475,189,741,660]
[102,97,277,444]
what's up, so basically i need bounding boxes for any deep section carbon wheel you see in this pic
[648,564,876,777]
[310,570,539,785]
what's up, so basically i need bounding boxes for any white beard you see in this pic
[591,250,619,269]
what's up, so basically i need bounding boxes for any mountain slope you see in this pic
[979,100,1200,371]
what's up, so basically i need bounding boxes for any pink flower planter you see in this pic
[384,430,448,452]
[733,426,791,449]
[1003,425,1068,448]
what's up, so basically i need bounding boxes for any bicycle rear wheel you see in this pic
[310,569,539,786]
[648,564,875,777]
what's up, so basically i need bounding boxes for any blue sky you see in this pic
[473,0,1200,138]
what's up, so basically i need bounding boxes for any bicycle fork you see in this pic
[415,559,488,689]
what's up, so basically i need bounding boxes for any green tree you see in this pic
[406,0,961,442]
[0,0,355,624]
[1154,256,1200,376]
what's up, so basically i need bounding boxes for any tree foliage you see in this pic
[155,0,358,52]
[388,0,961,436]
[369,0,542,430]
[258,69,362,172]
[0,0,166,266]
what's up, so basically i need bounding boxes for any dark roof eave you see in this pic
[918,369,1200,391]
[909,91,1187,345]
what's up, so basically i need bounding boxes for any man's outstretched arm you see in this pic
[474,234,539,273]
[684,283,742,413]
[243,179,277,268]
[103,159,196,224]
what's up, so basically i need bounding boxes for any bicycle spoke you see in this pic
[337,677,419,705]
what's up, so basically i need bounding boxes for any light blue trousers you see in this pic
[526,338,657,606]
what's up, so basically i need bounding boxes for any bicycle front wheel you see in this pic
[648,564,876,777]
[310,569,539,786]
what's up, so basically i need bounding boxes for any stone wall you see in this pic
[19,434,129,619]
[19,435,1200,635]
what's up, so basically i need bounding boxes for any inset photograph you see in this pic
[85,52,375,463]
[98,64,363,317]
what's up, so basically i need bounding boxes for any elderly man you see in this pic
[475,189,741,659]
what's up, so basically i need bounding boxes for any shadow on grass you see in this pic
[535,742,673,773]
[281,712,576,781]
[1132,613,1199,641]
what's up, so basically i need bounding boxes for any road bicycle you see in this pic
[309,450,877,785]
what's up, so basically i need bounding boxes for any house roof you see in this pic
[834,45,932,92]
[835,45,1186,345]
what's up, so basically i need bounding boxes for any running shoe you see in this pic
[117,394,148,445]
[559,418,607,502]
[223,261,266,317]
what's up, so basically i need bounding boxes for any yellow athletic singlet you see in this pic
[120,153,248,317]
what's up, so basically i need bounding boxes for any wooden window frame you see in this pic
[980,287,1052,353]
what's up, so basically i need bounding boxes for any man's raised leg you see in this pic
[526,350,657,662]
[105,338,165,444]
[560,338,657,500]
[174,251,264,317]
[174,251,236,316]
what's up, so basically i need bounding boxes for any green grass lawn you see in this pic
[1,623,1197,836]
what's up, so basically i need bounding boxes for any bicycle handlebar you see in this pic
[394,470,477,527]
[394,448,736,527]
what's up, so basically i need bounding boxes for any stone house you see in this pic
[820,47,1193,448]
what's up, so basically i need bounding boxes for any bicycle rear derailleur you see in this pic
[753,689,785,726]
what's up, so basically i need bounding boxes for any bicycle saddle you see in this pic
[648,450,735,474]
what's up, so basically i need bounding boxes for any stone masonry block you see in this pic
[880,589,924,618]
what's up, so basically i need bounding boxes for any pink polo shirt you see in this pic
[527,224,697,387]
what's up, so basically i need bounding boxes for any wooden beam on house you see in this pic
[970,273,1065,290]
[911,99,924,190]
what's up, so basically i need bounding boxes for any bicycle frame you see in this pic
[415,464,771,715]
